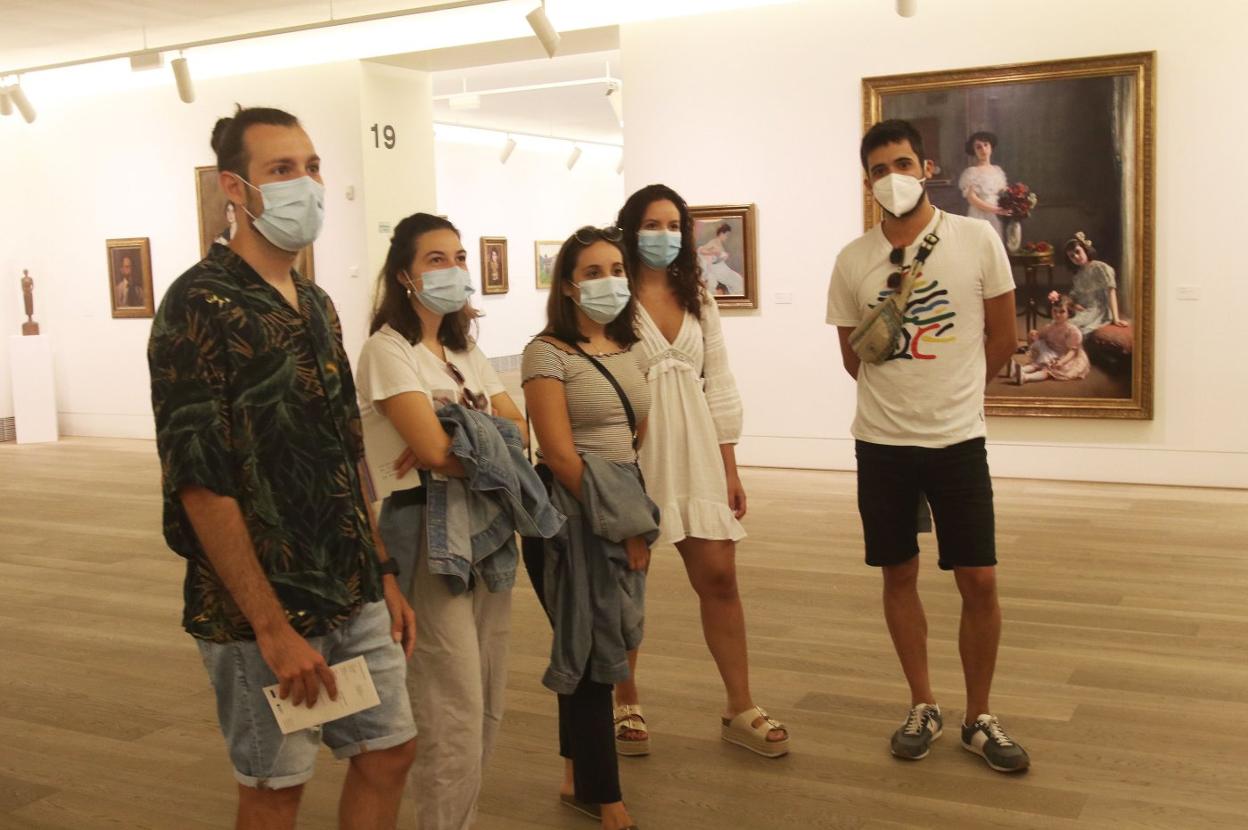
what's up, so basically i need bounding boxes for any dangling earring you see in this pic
[400,271,414,298]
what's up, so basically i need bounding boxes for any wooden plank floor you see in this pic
[2,437,1246,829]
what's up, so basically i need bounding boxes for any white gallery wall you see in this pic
[620,0,1248,488]
[0,60,436,439]
[434,134,624,359]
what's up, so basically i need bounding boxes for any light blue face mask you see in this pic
[574,275,631,324]
[637,229,682,269]
[233,174,325,252]
[408,266,474,315]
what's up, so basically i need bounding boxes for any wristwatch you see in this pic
[379,559,400,578]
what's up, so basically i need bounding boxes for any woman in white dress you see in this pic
[697,223,745,295]
[957,131,1009,241]
[611,184,789,759]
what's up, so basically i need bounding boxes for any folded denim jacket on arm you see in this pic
[540,454,660,695]
[378,404,564,596]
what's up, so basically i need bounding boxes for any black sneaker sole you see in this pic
[961,739,1030,773]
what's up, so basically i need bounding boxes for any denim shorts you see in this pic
[196,601,417,790]
[854,438,997,570]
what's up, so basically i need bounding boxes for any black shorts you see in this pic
[855,438,996,570]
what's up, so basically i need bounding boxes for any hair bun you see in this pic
[210,117,234,155]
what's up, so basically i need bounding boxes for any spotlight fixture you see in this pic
[616,154,624,176]
[172,54,195,103]
[500,136,517,164]
[0,87,11,117]
[566,145,582,171]
[605,80,623,126]
[896,0,917,17]
[8,83,36,123]
[526,1,561,58]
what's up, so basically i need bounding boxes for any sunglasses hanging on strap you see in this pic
[848,211,945,364]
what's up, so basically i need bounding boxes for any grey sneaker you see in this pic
[890,703,943,760]
[961,714,1031,773]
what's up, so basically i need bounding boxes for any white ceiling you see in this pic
[0,0,475,71]
[428,50,623,145]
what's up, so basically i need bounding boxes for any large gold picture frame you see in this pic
[863,52,1155,419]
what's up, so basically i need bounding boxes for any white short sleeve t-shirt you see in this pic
[355,324,506,418]
[826,210,1014,448]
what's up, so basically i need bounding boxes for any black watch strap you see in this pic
[379,558,400,578]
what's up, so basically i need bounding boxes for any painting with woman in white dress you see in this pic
[863,52,1155,419]
[689,203,759,309]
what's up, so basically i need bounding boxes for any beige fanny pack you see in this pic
[849,213,945,364]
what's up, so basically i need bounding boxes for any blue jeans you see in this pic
[196,601,416,790]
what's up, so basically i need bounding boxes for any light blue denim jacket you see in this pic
[379,405,564,596]
[540,454,660,695]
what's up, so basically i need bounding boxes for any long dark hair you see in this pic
[616,183,704,320]
[541,228,639,348]
[370,212,474,350]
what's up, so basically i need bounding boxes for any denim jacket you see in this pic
[540,454,660,695]
[379,405,564,596]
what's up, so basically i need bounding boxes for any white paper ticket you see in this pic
[263,655,382,734]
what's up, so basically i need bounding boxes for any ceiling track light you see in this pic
[172,53,195,103]
[8,82,36,123]
[616,154,624,176]
[526,1,561,58]
[0,87,12,117]
[499,135,517,164]
[896,0,917,17]
[566,145,582,171]
[605,80,623,126]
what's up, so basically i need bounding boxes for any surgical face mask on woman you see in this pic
[573,275,631,324]
[404,266,474,315]
[637,229,681,269]
[230,174,325,251]
[871,172,926,217]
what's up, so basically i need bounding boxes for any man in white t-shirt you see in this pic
[826,119,1029,773]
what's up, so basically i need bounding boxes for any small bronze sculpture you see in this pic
[21,269,39,335]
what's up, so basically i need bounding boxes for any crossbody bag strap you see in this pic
[893,211,946,305]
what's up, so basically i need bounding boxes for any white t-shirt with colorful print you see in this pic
[826,210,1014,448]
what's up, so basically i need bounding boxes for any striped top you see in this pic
[521,338,651,464]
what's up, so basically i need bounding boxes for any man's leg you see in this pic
[237,784,303,830]
[954,566,1001,720]
[321,603,418,827]
[339,739,417,830]
[882,557,936,706]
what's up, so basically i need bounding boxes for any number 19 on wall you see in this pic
[370,123,396,149]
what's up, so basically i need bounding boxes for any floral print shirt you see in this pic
[148,244,382,642]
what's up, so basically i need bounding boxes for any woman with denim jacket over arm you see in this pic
[522,226,652,830]
[611,184,790,761]
[355,213,527,830]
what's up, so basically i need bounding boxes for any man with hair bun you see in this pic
[148,105,417,828]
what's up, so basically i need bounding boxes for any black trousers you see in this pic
[522,498,622,805]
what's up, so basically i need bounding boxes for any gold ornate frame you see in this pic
[480,236,509,295]
[106,237,155,319]
[689,203,759,310]
[862,52,1155,419]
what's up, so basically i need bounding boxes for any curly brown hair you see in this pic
[616,183,705,320]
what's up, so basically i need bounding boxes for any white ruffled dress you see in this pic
[634,297,746,546]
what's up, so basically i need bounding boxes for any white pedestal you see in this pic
[9,335,59,444]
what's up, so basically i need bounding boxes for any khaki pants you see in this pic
[406,534,512,830]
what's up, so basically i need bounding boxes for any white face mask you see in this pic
[872,173,926,217]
